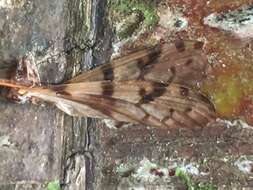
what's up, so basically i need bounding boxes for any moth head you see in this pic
[0,87,30,104]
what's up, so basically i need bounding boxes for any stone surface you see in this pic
[1,0,253,189]
[94,122,253,189]
[0,0,72,188]
[0,101,62,183]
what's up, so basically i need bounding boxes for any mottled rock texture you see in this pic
[1,0,253,190]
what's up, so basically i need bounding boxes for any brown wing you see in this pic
[24,80,215,129]
[67,40,207,87]
[10,40,215,129]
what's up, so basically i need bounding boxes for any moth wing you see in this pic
[67,40,207,87]
[26,80,215,129]
[23,40,214,129]
[24,87,112,119]
[67,45,161,83]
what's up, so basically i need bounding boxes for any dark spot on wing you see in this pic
[102,83,114,97]
[175,40,185,52]
[139,88,146,97]
[136,46,161,69]
[169,108,175,114]
[198,94,216,111]
[179,86,189,97]
[137,46,162,80]
[138,82,168,104]
[142,114,150,121]
[56,91,72,96]
[194,41,204,49]
[53,85,72,96]
[136,58,147,80]
[102,65,114,80]
[147,46,162,61]
[185,59,193,66]
[136,58,145,69]
[170,66,176,75]
[185,107,192,112]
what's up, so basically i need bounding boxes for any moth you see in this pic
[0,40,215,129]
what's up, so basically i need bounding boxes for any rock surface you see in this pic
[1,0,253,190]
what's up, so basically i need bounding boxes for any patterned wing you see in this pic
[10,40,215,129]
[67,40,208,87]
[24,80,215,129]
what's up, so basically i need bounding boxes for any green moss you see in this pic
[117,12,144,39]
[211,76,243,115]
[204,63,253,118]
[176,168,217,190]
[110,0,159,28]
[47,180,61,190]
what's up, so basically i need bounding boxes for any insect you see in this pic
[0,40,215,129]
